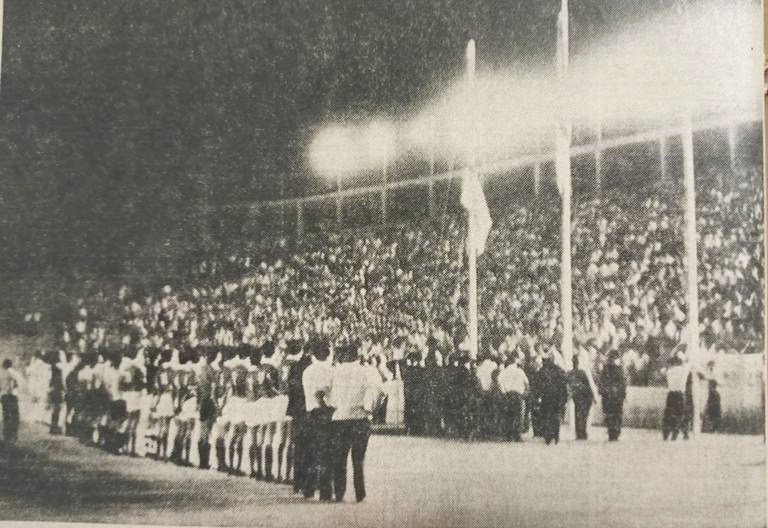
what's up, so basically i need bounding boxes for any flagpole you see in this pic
[682,110,701,436]
[555,0,576,439]
[556,0,574,372]
[680,0,702,438]
[466,38,479,362]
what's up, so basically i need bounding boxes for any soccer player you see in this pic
[151,349,175,460]
[47,350,65,435]
[119,347,145,456]
[172,351,198,466]
[211,349,233,472]
[258,341,280,481]
[225,349,249,476]
[245,347,266,479]
[270,341,293,484]
[194,346,217,469]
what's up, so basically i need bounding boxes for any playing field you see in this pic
[0,422,763,528]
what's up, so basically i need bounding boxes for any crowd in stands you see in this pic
[0,162,756,451]
[45,165,763,393]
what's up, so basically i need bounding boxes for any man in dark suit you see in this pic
[401,351,424,435]
[285,339,311,493]
[567,355,594,440]
[538,353,568,445]
[600,350,627,442]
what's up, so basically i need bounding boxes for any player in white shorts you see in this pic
[151,349,175,461]
[223,349,249,475]
[171,351,198,466]
[259,340,289,482]
[118,347,145,457]
[245,349,268,479]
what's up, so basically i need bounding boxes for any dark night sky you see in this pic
[0,0,683,275]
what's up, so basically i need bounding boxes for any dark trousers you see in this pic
[573,397,592,440]
[291,415,308,492]
[332,419,370,502]
[541,404,562,445]
[705,391,722,433]
[663,391,685,440]
[303,409,334,500]
[504,392,524,441]
[478,392,497,438]
[2,394,20,443]
[602,396,624,441]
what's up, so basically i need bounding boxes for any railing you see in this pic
[213,112,759,236]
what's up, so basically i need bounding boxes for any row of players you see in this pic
[38,340,357,484]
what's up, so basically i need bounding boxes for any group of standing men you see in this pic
[401,348,629,444]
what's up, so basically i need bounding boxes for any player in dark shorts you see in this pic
[212,349,233,472]
[194,346,217,469]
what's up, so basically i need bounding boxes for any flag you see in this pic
[460,168,492,255]
[555,0,572,196]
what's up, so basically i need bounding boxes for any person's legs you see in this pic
[214,420,229,470]
[171,418,185,463]
[262,422,276,481]
[282,419,294,483]
[613,400,623,441]
[199,420,212,469]
[710,391,721,433]
[273,420,288,482]
[332,421,352,502]
[669,392,683,441]
[253,425,265,478]
[292,416,307,493]
[662,393,673,440]
[574,399,585,440]
[603,398,617,440]
[552,408,561,444]
[2,395,19,442]
[50,398,62,434]
[230,423,246,475]
[350,420,370,502]
[316,419,333,501]
[302,417,318,497]
[510,393,522,441]
[542,406,556,444]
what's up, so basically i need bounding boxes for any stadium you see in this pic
[0,1,765,527]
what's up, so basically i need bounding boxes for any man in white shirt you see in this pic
[662,352,691,441]
[329,342,378,503]
[301,339,334,501]
[497,354,528,441]
[475,352,500,439]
